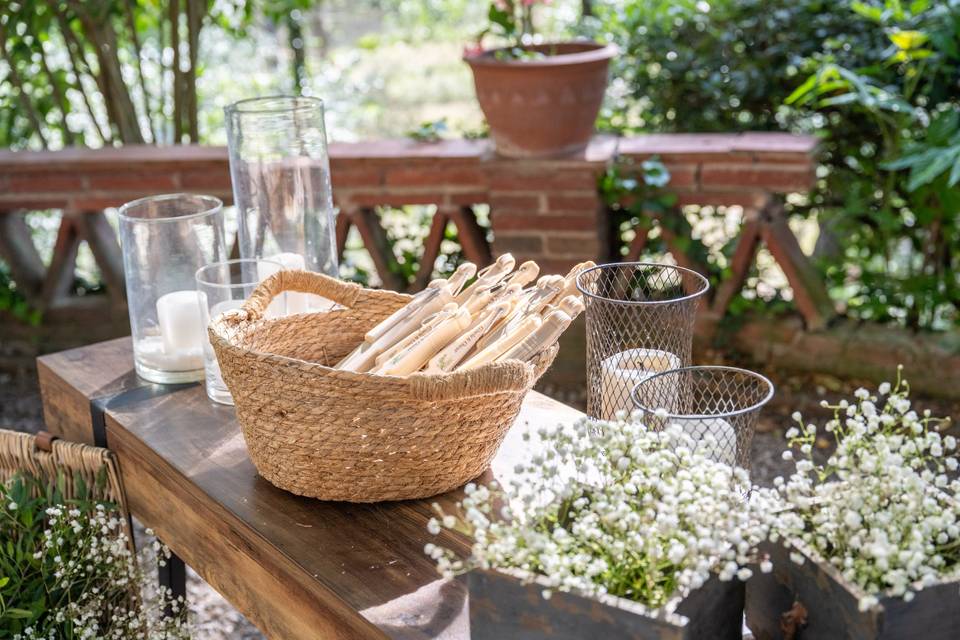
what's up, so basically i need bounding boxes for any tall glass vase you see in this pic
[225,96,338,313]
[119,194,227,384]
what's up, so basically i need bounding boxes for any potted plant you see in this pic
[747,369,960,639]
[425,416,778,638]
[463,1,617,158]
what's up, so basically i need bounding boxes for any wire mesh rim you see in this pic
[630,365,775,420]
[575,262,710,306]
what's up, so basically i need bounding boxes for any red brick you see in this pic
[8,173,83,192]
[750,153,817,165]
[384,167,485,188]
[447,190,490,206]
[544,194,601,213]
[546,234,602,258]
[0,196,69,210]
[486,168,600,192]
[348,191,443,207]
[489,193,542,211]
[491,233,544,255]
[331,169,383,188]
[700,164,814,192]
[618,133,739,157]
[86,171,178,191]
[180,169,231,190]
[534,258,585,276]
[494,213,597,232]
[660,164,698,188]
[69,195,129,210]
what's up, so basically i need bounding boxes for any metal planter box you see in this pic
[466,568,744,639]
[746,541,960,640]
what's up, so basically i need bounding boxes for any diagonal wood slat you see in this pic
[412,211,449,291]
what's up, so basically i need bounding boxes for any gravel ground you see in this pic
[4,362,958,637]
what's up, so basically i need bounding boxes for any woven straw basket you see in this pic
[209,270,558,503]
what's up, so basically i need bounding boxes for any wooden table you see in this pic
[37,337,584,639]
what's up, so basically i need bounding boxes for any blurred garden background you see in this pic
[2,0,958,331]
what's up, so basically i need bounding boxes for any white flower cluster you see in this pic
[5,502,189,640]
[426,415,778,611]
[774,368,959,611]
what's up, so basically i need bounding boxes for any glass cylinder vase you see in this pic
[119,194,227,384]
[577,262,710,421]
[225,95,338,314]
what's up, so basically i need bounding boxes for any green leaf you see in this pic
[906,149,957,191]
[948,156,960,187]
[851,1,884,22]
[889,30,929,50]
[928,110,960,145]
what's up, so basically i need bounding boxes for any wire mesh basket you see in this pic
[631,365,774,470]
[577,262,710,420]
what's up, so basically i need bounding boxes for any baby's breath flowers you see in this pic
[773,368,960,612]
[425,415,778,613]
[1,473,190,639]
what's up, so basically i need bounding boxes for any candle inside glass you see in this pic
[258,252,308,316]
[600,348,680,420]
[674,417,737,466]
[135,290,205,373]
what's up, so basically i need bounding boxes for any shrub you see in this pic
[585,0,960,330]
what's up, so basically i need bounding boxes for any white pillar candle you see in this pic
[157,290,204,354]
[674,417,737,467]
[600,348,681,421]
[258,252,308,316]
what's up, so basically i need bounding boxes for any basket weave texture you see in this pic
[0,428,134,546]
[210,270,557,503]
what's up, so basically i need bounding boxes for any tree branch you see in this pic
[124,0,157,143]
[37,43,77,145]
[0,26,50,148]
[54,9,112,144]
[169,0,183,143]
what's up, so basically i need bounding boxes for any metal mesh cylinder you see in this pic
[577,262,710,421]
[631,365,774,470]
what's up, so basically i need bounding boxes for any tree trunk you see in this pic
[287,13,306,94]
[170,0,183,143]
[38,47,76,145]
[67,1,145,143]
[55,11,111,144]
[185,0,204,143]
[124,0,157,143]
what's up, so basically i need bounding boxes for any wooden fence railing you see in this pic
[0,133,825,324]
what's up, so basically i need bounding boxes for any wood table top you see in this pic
[37,337,584,639]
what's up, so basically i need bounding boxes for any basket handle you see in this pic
[242,270,363,321]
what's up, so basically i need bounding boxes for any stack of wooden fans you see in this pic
[335,254,594,377]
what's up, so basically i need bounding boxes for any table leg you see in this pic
[158,547,187,617]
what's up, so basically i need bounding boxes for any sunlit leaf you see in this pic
[889,30,929,50]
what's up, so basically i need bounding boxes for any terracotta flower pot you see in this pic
[465,41,617,158]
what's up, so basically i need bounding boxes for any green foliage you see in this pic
[585,0,960,330]
[473,0,551,53]
[0,471,188,638]
[582,0,884,133]
[407,117,450,142]
[0,265,41,327]
[786,0,960,329]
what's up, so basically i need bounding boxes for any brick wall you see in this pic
[0,133,816,278]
